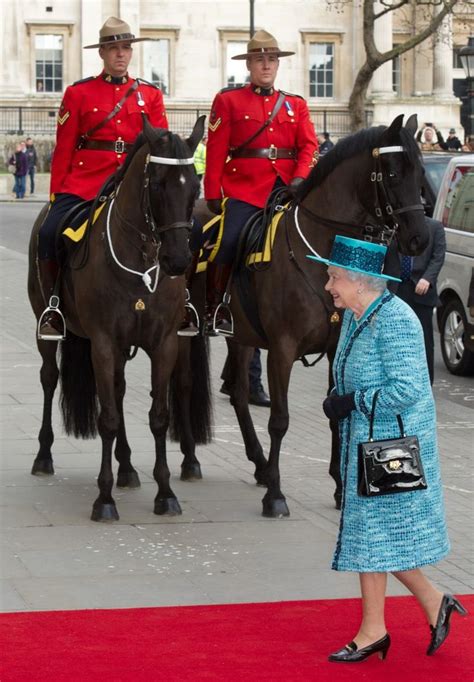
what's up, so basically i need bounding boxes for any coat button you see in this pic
[232,167,236,172]
[271,160,276,164]
[93,107,98,112]
[245,115,249,119]
[116,87,120,91]
[117,119,121,124]
[117,154,122,159]
[265,98,269,102]
[269,127,274,132]
[79,161,83,166]
[268,112,272,115]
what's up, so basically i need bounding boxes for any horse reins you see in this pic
[105,152,195,293]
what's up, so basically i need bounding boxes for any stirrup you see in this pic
[213,298,234,337]
[177,295,200,337]
[37,295,66,341]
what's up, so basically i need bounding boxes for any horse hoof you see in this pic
[180,463,202,481]
[91,501,119,522]
[262,497,290,518]
[154,497,182,516]
[31,459,54,475]
[116,471,141,488]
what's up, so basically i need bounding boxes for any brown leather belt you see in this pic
[230,147,297,160]
[77,138,133,154]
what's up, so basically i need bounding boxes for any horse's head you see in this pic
[372,114,428,255]
[141,115,205,276]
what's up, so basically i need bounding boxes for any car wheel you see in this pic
[440,299,474,376]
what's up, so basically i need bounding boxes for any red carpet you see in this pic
[1,596,472,681]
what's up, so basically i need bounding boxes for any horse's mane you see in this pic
[114,127,190,184]
[296,124,421,201]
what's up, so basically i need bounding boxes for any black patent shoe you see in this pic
[427,594,468,656]
[329,634,391,663]
[249,386,271,407]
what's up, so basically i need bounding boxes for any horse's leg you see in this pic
[228,340,268,485]
[90,342,121,522]
[31,340,59,475]
[175,339,202,481]
[327,352,342,509]
[150,341,182,516]
[261,344,294,518]
[115,354,141,489]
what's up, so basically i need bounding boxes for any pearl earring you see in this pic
[357,288,364,294]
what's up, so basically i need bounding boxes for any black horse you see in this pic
[170,114,428,516]
[28,116,212,521]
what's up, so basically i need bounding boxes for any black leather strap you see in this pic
[230,147,296,160]
[79,139,134,153]
[229,91,286,155]
[77,80,139,149]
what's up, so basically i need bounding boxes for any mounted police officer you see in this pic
[37,17,168,340]
[201,29,318,336]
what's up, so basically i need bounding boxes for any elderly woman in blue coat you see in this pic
[308,236,467,663]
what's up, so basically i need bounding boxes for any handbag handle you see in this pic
[368,390,406,441]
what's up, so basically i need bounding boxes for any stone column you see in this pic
[371,1,395,98]
[433,10,453,98]
[2,4,23,96]
[81,0,104,77]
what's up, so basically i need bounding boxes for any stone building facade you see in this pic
[0,0,472,145]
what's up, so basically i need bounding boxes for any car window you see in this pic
[441,166,474,233]
[424,160,451,196]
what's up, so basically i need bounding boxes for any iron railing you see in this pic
[0,106,373,139]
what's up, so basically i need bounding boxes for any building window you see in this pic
[309,43,334,98]
[226,41,250,88]
[142,39,170,94]
[392,50,401,95]
[453,46,464,69]
[35,34,63,93]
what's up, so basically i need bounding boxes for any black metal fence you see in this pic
[0,106,373,139]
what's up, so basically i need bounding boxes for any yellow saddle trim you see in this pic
[246,205,288,265]
[62,202,107,242]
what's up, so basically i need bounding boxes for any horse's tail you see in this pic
[169,335,213,445]
[59,330,98,438]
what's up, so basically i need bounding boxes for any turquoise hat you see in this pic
[307,235,401,282]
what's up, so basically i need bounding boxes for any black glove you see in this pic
[322,392,355,421]
[288,177,305,196]
[207,199,222,215]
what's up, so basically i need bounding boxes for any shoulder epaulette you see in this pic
[279,89,304,100]
[135,78,160,89]
[72,76,95,86]
[219,84,246,94]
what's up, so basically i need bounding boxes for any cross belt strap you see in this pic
[230,147,297,160]
[79,139,134,154]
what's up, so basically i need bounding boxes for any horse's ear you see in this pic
[404,114,418,135]
[186,115,206,153]
[142,113,160,145]
[380,114,404,144]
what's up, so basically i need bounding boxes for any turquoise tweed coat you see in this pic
[332,291,450,573]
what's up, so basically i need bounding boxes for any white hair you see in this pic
[345,270,387,293]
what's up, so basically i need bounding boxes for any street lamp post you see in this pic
[250,0,255,38]
[459,36,474,138]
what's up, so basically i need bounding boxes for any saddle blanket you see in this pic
[196,203,288,272]
[62,202,107,242]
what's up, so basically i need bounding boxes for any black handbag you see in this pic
[358,390,427,497]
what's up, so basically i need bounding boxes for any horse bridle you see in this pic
[106,151,195,293]
[367,145,424,245]
[296,144,425,247]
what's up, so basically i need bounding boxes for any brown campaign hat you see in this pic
[231,29,295,60]
[83,17,151,49]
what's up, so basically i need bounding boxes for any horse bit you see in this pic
[105,152,195,293]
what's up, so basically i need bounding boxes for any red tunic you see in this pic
[204,84,318,208]
[50,72,168,200]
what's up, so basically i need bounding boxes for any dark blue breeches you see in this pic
[38,193,83,260]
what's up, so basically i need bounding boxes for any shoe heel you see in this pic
[453,598,468,616]
[378,643,390,660]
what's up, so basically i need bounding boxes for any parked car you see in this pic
[421,151,471,217]
[433,155,474,376]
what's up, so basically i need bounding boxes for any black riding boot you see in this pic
[177,251,200,337]
[37,259,65,341]
[204,262,233,337]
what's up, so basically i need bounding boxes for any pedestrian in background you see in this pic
[9,142,28,199]
[25,137,38,194]
[442,128,462,151]
[318,131,334,155]
[416,124,444,151]
[396,217,446,385]
[194,135,207,190]
[309,235,467,663]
